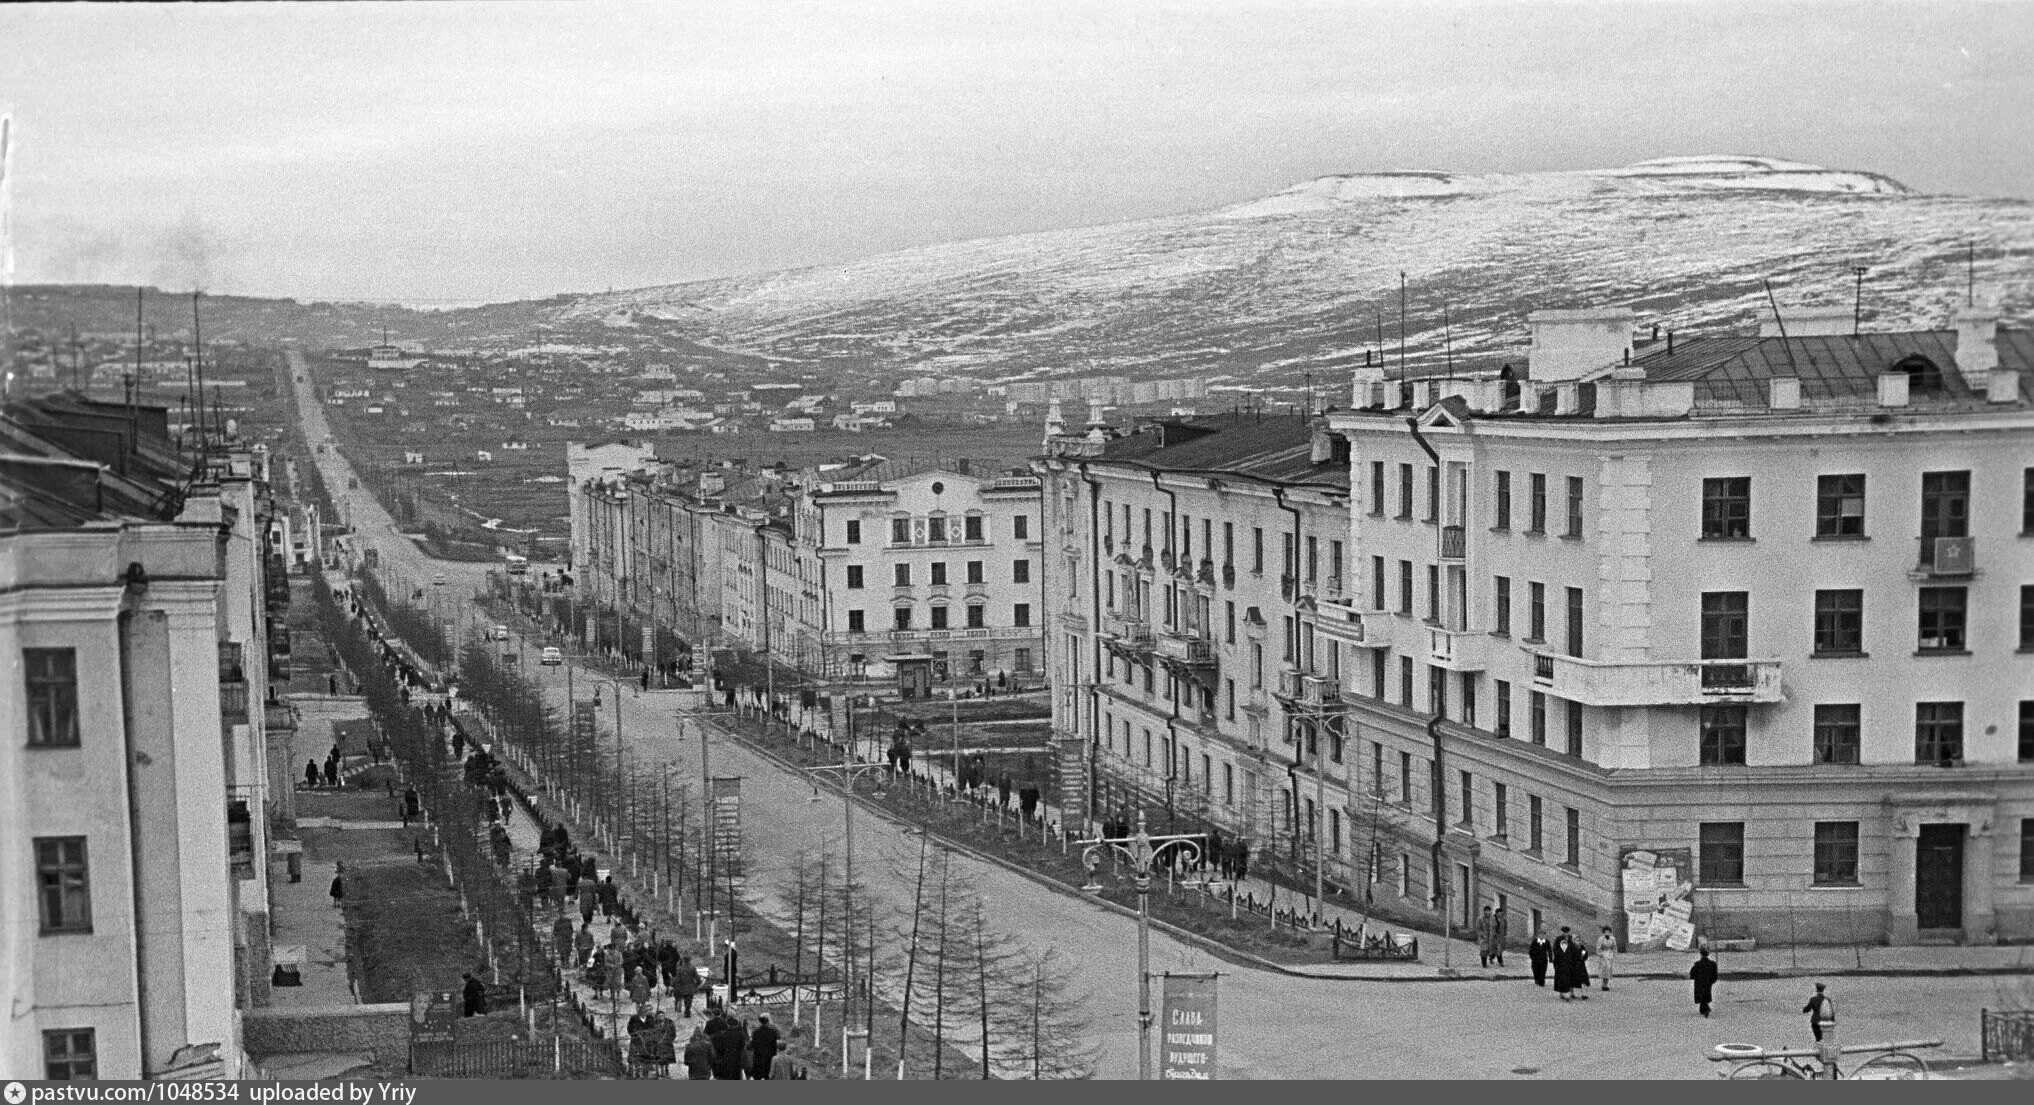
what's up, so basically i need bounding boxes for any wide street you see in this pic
[286,348,2012,1079]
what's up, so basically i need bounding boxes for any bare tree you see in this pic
[993,947,1098,1080]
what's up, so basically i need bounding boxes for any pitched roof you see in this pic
[1630,329,2031,407]
[1093,413,1348,491]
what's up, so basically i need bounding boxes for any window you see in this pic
[35,837,91,932]
[929,562,947,586]
[1527,582,1545,641]
[1565,586,1584,657]
[1528,473,1547,533]
[1399,750,1413,806]
[1251,643,1262,688]
[1013,603,1031,627]
[1493,470,1511,530]
[2023,819,2034,883]
[1223,522,1235,564]
[1701,592,1749,660]
[845,520,862,545]
[1426,565,1440,621]
[1566,476,1584,537]
[1252,527,1264,573]
[1015,647,1033,673]
[1460,672,1476,727]
[1397,464,1414,519]
[1816,474,1866,537]
[1915,702,1963,765]
[1371,742,1384,799]
[1529,691,1546,745]
[1425,467,1440,522]
[2020,585,2033,650]
[1399,656,1414,707]
[1919,471,1970,564]
[1224,601,1236,644]
[1812,822,1860,886]
[893,607,913,630]
[1369,462,1386,515]
[1306,535,1318,581]
[2022,701,2034,763]
[966,561,984,584]
[1398,561,1414,615]
[1564,807,1581,867]
[1494,680,1512,737]
[1565,701,1583,758]
[1918,587,1967,651]
[1494,577,1512,636]
[43,1028,96,1080]
[1371,556,1386,611]
[1013,515,1029,540]
[928,516,946,542]
[1699,705,1747,765]
[847,610,865,633]
[2025,467,2034,534]
[892,517,911,543]
[965,515,983,542]
[1812,589,1864,654]
[1224,678,1235,720]
[1698,823,1746,885]
[929,605,949,629]
[845,565,866,590]
[1814,704,1861,764]
[1012,559,1030,584]
[25,648,80,748]
[1223,763,1234,806]
[1493,783,1509,838]
[1528,795,1544,853]
[893,563,912,587]
[1330,540,1344,584]
[1701,477,1751,539]
[1459,770,1474,828]
[967,604,986,630]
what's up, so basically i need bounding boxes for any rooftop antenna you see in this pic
[1375,309,1385,371]
[1851,266,1867,335]
[1761,278,1805,379]
[1398,272,1409,380]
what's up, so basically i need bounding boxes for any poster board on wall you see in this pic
[1619,847,1697,951]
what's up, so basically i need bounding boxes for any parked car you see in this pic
[540,646,563,666]
[490,624,510,641]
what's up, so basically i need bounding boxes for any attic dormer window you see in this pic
[1892,354,1945,394]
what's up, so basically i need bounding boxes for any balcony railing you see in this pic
[1440,525,1466,560]
[1526,650,1783,707]
[1427,626,1488,670]
[1154,631,1215,666]
[1103,614,1154,649]
[220,678,250,724]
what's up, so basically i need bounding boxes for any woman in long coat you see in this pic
[1551,932,1576,998]
[1690,948,1719,1017]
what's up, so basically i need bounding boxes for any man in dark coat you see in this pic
[598,876,620,920]
[1803,982,1834,1041]
[683,1028,715,1079]
[1528,931,1553,986]
[1690,948,1719,1016]
[710,1016,748,1080]
[747,1014,781,1081]
[461,971,487,1017]
[553,915,576,965]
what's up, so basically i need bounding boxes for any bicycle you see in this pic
[1709,1039,1941,1080]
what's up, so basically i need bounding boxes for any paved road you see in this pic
[288,353,2006,1079]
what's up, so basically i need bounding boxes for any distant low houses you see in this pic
[768,415,816,432]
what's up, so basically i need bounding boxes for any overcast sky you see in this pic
[2,0,2028,303]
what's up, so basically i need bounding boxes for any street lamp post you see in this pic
[589,678,632,854]
[806,741,885,1079]
[1075,811,1204,1081]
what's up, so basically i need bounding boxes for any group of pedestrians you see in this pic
[679,1010,803,1080]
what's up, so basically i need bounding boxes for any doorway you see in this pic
[1457,863,1473,929]
[1915,823,1964,931]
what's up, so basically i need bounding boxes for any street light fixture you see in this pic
[806,743,887,1080]
[1075,811,1205,1081]
[588,678,634,853]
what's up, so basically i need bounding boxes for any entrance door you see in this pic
[1915,824,1964,930]
[1457,863,1473,929]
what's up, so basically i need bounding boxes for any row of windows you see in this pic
[846,604,1032,632]
[1813,585,2034,654]
[1698,469,2020,544]
[844,559,1029,588]
[844,514,1030,545]
[1698,700,2034,767]
[1101,504,1337,580]
[1486,469,1585,538]
[1695,820,2034,887]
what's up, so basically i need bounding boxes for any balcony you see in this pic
[1440,525,1466,560]
[1154,631,1215,666]
[1314,598,1382,648]
[1526,649,1784,707]
[1274,668,1345,711]
[219,641,249,723]
[1912,536,1975,578]
[1427,625,1489,670]
[1102,613,1154,649]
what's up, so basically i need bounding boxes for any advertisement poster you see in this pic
[1159,973,1219,1080]
[710,776,744,878]
[1618,847,1696,951]
[409,989,456,1048]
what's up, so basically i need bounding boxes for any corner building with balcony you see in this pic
[1039,413,1357,864]
[1326,304,2034,946]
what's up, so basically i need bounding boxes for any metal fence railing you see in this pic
[410,1037,624,1079]
[1980,1008,2034,1064]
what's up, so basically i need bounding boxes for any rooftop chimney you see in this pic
[1527,308,1637,383]
[1953,308,1999,384]
[1768,376,1802,410]
[1877,371,1910,408]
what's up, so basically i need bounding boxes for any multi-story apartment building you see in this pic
[806,461,1045,690]
[1310,305,2032,946]
[2,393,291,1078]
[1039,411,1357,856]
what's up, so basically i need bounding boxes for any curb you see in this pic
[711,719,2034,985]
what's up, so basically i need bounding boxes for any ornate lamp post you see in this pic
[806,741,887,1079]
[588,678,634,852]
[1075,811,1204,1080]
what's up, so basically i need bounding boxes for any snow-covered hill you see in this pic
[553,157,2032,392]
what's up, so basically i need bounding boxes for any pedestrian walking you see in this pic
[683,1029,714,1079]
[673,958,700,1017]
[579,883,597,927]
[323,755,338,787]
[1595,926,1617,992]
[748,1014,780,1081]
[1552,927,1589,1001]
[1475,906,1497,968]
[305,759,320,788]
[328,865,345,907]
[461,971,488,1017]
[553,915,575,964]
[329,673,338,696]
[1803,982,1835,1042]
[767,1025,807,1079]
[575,922,597,969]
[710,1015,748,1080]
[1528,931,1552,986]
[599,876,620,920]
[628,966,654,1008]
[1490,907,1509,966]
[1690,947,1719,1017]
[640,667,650,692]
